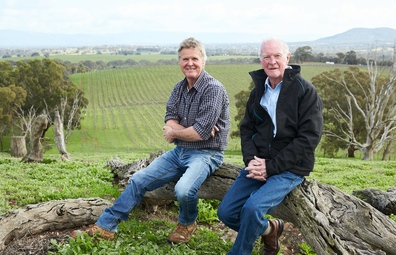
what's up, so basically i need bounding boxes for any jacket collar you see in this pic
[249,65,301,91]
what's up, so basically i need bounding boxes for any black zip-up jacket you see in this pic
[240,65,323,177]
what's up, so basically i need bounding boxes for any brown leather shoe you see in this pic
[262,219,284,255]
[168,221,197,243]
[71,224,115,241]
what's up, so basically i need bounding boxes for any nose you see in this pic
[269,57,276,65]
[187,59,194,65]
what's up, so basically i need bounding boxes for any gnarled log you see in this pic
[0,197,112,251]
[106,153,396,254]
[21,115,48,163]
[352,187,396,215]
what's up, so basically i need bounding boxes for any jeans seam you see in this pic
[181,162,209,225]
[127,166,180,213]
[243,174,303,254]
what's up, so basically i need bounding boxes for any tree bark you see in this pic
[21,114,48,163]
[348,144,355,158]
[106,152,396,254]
[10,136,26,158]
[0,197,112,251]
[352,188,396,215]
[53,110,70,161]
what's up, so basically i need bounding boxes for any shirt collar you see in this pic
[184,69,207,92]
[264,77,282,92]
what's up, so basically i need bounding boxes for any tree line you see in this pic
[291,46,395,66]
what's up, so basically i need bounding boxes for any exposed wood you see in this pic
[106,152,396,254]
[352,187,396,215]
[21,114,49,163]
[10,136,26,158]
[53,110,70,161]
[0,197,112,251]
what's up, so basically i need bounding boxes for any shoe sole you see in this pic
[275,219,284,254]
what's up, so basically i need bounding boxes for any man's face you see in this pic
[260,40,290,85]
[179,48,205,85]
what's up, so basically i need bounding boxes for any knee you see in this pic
[174,183,193,202]
[241,200,260,218]
[217,202,235,225]
[217,203,228,222]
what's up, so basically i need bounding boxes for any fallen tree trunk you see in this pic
[352,187,396,215]
[0,197,112,251]
[106,152,396,254]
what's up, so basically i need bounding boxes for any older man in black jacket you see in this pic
[218,38,323,255]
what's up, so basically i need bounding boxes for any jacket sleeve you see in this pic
[265,81,323,177]
[240,89,259,166]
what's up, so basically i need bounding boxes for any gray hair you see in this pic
[259,37,290,61]
[177,37,207,63]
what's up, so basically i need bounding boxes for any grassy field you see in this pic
[42,64,352,156]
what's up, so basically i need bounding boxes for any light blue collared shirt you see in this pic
[260,77,282,137]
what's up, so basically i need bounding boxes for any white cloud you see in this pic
[0,0,395,41]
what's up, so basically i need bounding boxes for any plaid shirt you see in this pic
[165,69,230,151]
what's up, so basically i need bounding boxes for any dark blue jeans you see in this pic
[96,146,224,232]
[218,168,304,255]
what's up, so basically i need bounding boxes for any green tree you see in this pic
[14,59,88,130]
[313,54,396,160]
[81,60,98,70]
[293,46,314,63]
[336,52,345,64]
[312,67,366,157]
[345,51,358,65]
[0,62,27,149]
[230,81,255,138]
[95,60,107,70]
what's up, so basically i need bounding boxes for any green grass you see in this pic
[1,151,396,254]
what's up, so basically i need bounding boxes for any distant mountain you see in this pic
[313,27,396,44]
[0,27,395,48]
[0,29,265,48]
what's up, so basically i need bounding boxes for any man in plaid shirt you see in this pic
[77,37,230,243]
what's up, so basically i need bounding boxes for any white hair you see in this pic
[258,37,290,61]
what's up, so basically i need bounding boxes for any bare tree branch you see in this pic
[323,48,396,159]
[12,104,36,138]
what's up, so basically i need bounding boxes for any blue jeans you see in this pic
[217,168,304,255]
[96,146,224,232]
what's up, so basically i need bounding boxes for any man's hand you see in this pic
[245,156,267,181]
[163,126,175,143]
[210,126,219,137]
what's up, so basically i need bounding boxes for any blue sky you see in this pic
[1,0,396,41]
